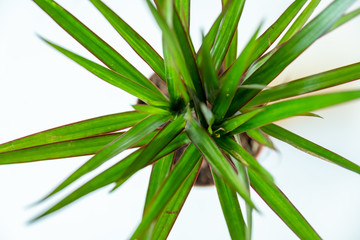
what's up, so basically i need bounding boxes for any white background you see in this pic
[1,0,360,239]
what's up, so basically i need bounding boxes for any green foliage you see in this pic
[2,0,360,239]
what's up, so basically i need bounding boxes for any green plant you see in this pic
[1,0,360,239]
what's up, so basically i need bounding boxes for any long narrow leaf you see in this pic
[196,7,225,66]
[250,0,307,64]
[185,116,255,208]
[114,116,186,188]
[246,128,275,150]
[246,62,360,108]
[0,111,148,153]
[90,0,166,80]
[232,134,253,239]
[262,124,360,175]
[230,90,360,135]
[130,144,202,239]
[144,153,174,210]
[212,27,259,123]
[31,133,190,222]
[212,169,247,240]
[227,0,356,115]
[327,7,360,33]
[222,0,238,70]
[146,0,203,102]
[0,131,156,164]
[132,105,170,115]
[42,38,167,103]
[217,136,273,183]
[42,114,169,201]
[246,6,360,83]
[249,170,321,239]
[211,0,245,71]
[33,0,163,96]
[224,31,238,70]
[279,0,321,44]
[174,0,190,32]
[172,8,204,101]
[216,109,263,135]
[150,157,198,240]
[142,153,174,240]
[198,33,220,104]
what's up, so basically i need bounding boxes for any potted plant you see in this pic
[1,0,360,239]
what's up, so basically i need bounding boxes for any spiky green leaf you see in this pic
[41,114,168,201]
[228,0,356,115]
[198,33,220,104]
[130,144,202,239]
[246,62,360,108]
[31,133,190,221]
[113,116,186,189]
[262,124,360,175]
[132,105,170,115]
[146,0,203,102]
[231,90,360,135]
[174,0,190,32]
[212,26,259,123]
[217,137,274,183]
[211,0,245,71]
[212,169,247,240]
[33,0,163,96]
[90,0,166,80]
[216,109,263,135]
[0,111,147,153]
[250,0,307,64]
[42,38,167,103]
[142,153,174,240]
[185,116,255,208]
[246,128,275,149]
[279,0,321,44]
[151,156,198,240]
[249,170,321,239]
[328,7,360,32]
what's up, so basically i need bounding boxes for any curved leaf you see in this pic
[146,0,201,102]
